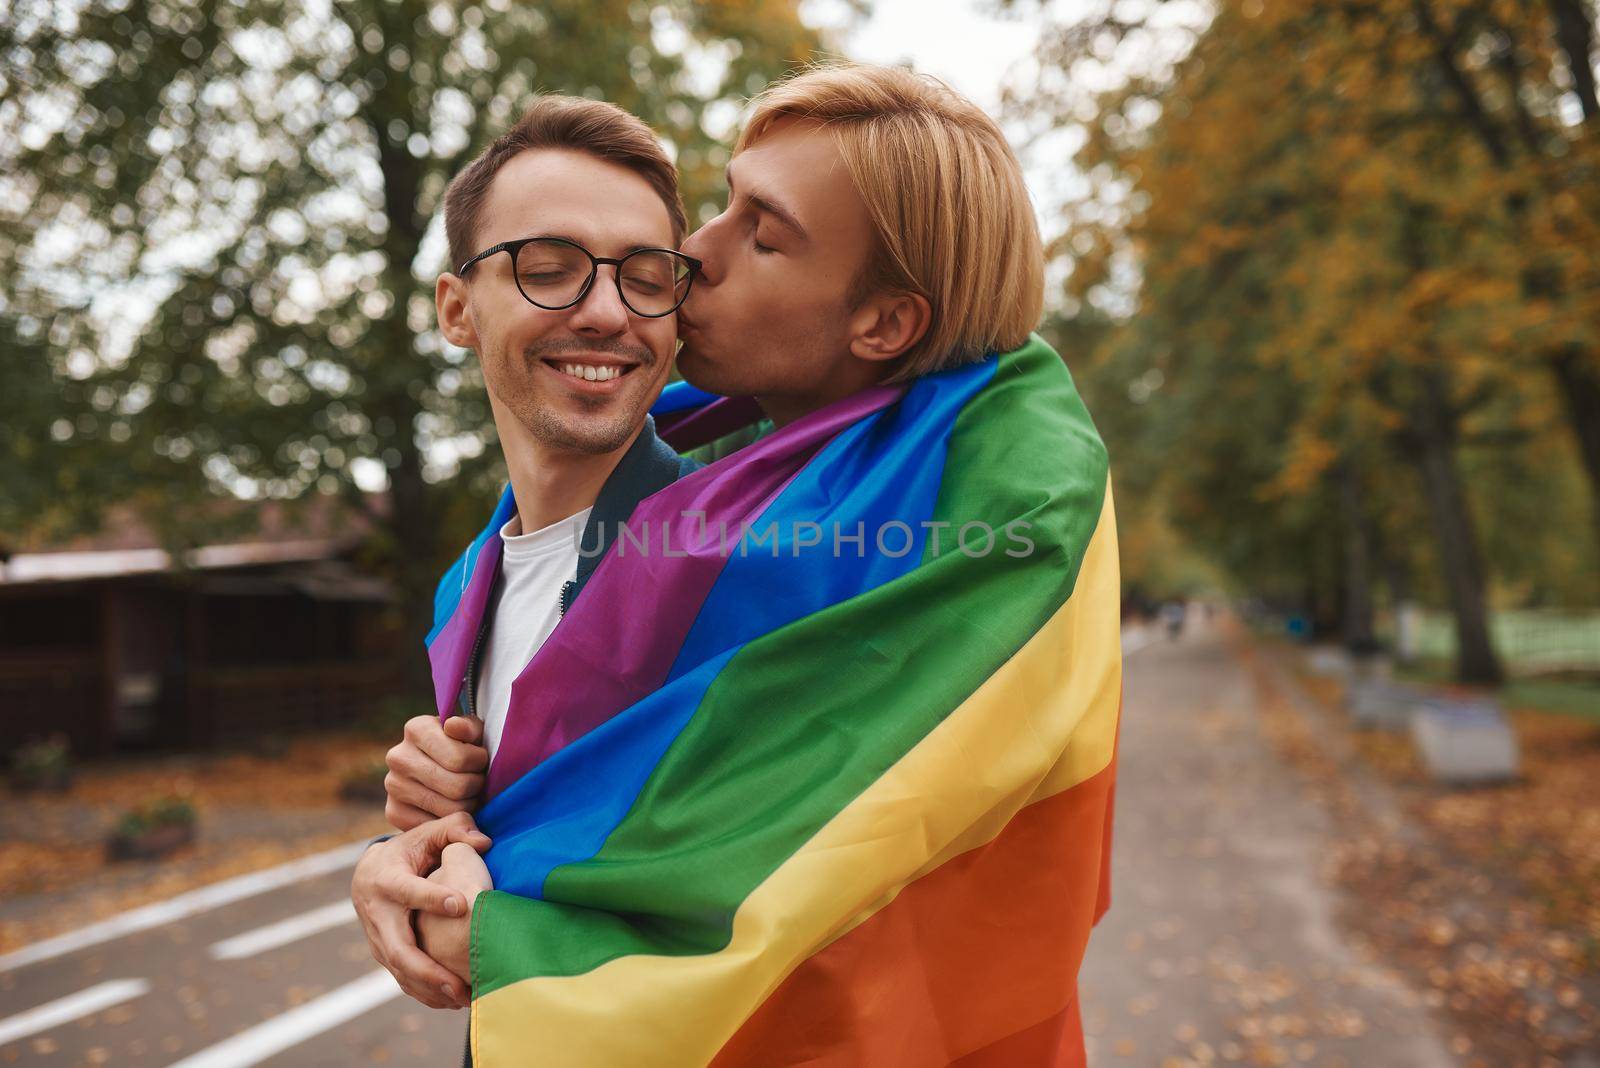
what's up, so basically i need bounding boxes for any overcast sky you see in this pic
[804,0,1098,290]
[814,0,1048,113]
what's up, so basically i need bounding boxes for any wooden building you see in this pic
[0,497,403,758]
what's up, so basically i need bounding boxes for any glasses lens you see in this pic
[514,239,592,308]
[618,250,693,316]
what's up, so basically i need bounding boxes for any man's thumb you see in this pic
[443,714,484,744]
[407,813,488,861]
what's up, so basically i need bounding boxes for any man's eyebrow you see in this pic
[538,233,665,255]
[724,168,809,242]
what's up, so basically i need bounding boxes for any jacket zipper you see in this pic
[462,614,489,719]
[461,578,577,717]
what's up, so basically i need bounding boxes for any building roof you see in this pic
[0,492,391,590]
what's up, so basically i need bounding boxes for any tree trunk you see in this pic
[1337,462,1378,653]
[1377,527,1411,611]
[369,291,443,707]
[1548,0,1599,127]
[1550,346,1600,555]
[1407,368,1503,685]
[370,81,444,709]
[385,408,442,705]
[1545,1,1600,548]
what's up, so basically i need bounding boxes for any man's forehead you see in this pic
[730,121,843,187]
[479,148,674,250]
[729,122,863,236]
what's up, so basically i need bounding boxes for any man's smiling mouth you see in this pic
[541,358,640,385]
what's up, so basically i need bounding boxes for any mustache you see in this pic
[525,336,655,366]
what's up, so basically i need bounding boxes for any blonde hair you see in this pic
[736,64,1044,381]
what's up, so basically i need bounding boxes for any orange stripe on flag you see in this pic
[710,759,1116,1068]
[952,993,1086,1068]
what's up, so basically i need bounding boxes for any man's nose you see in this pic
[567,266,630,334]
[681,219,721,285]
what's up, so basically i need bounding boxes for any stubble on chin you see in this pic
[518,394,641,455]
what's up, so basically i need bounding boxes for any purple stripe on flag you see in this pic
[656,395,766,452]
[484,381,906,798]
[427,533,505,717]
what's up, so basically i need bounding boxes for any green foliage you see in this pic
[114,794,198,837]
[10,734,72,778]
[0,0,829,645]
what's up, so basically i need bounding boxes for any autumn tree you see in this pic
[1016,0,1598,684]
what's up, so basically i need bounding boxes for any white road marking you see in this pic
[0,978,152,1045]
[207,900,358,961]
[164,969,402,1068]
[0,839,372,973]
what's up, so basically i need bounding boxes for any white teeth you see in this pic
[556,363,622,382]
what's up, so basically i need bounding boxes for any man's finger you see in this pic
[365,902,451,1006]
[441,814,493,852]
[440,712,488,751]
[417,728,489,775]
[403,810,492,855]
[389,747,485,802]
[410,756,485,804]
[399,716,485,777]
[401,714,441,748]
[385,770,477,820]
[371,911,462,1009]
[443,713,484,742]
[389,941,468,1009]
[439,841,495,892]
[406,715,489,775]
[384,798,434,833]
[378,868,469,916]
[388,812,491,871]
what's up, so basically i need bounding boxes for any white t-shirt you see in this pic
[475,506,593,761]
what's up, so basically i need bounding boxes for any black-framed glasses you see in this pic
[457,236,700,319]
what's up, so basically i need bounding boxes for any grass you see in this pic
[1391,608,1600,674]
[1391,657,1600,722]
[1501,676,1600,721]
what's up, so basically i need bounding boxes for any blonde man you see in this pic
[403,64,1115,1067]
[676,63,1046,423]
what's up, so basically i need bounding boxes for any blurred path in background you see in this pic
[1083,613,1458,1068]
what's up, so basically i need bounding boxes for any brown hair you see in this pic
[738,64,1044,381]
[444,95,687,274]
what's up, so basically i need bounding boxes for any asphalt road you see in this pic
[0,848,466,1066]
[1080,615,1459,1068]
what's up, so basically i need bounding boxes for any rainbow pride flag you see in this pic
[426,334,1122,1066]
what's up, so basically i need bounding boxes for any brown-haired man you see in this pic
[349,93,702,1014]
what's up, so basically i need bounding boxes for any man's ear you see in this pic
[436,274,479,350]
[847,290,933,365]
